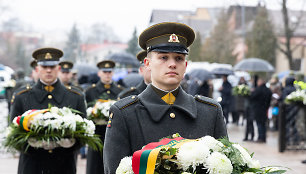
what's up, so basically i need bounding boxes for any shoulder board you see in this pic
[15,84,32,96]
[194,95,219,108]
[66,86,82,96]
[115,95,139,110]
[117,84,124,90]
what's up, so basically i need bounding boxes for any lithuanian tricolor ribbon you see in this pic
[132,137,196,174]
[18,109,49,131]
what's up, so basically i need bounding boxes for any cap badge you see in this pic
[45,53,52,59]
[168,34,180,43]
[105,63,110,68]
[63,64,69,68]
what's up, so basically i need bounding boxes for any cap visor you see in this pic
[150,46,188,54]
[100,68,113,71]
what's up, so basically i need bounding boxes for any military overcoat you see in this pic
[10,80,86,174]
[85,81,122,174]
[103,84,227,174]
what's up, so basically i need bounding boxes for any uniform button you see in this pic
[170,113,175,118]
[48,95,52,99]
[131,96,135,99]
[109,112,113,118]
[107,90,110,94]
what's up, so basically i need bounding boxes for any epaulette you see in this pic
[117,84,124,90]
[12,84,32,104]
[16,84,32,96]
[66,86,82,96]
[194,95,219,108]
[116,95,139,110]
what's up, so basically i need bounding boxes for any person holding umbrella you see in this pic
[218,75,232,124]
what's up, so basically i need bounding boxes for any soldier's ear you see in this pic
[144,58,150,70]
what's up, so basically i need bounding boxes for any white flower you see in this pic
[249,159,261,169]
[50,107,59,114]
[199,136,224,152]
[87,107,93,117]
[243,172,255,174]
[83,119,96,136]
[181,172,192,174]
[116,156,134,174]
[232,144,252,166]
[177,141,210,170]
[205,152,233,174]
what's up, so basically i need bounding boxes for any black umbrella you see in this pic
[234,58,274,72]
[188,69,214,81]
[122,73,143,87]
[211,67,234,76]
[106,52,140,67]
[73,63,98,78]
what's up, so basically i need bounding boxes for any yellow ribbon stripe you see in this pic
[22,109,49,131]
[145,148,161,174]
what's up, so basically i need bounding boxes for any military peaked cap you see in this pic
[32,47,63,66]
[138,22,195,54]
[59,61,74,73]
[136,50,147,64]
[97,60,115,71]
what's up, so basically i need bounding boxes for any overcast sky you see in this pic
[1,0,305,42]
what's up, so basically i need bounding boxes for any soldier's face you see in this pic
[98,70,113,84]
[144,52,187,90]
[36,65,59,85]
[58,71,72,84]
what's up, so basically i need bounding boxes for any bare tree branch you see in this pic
[292,37,306,51]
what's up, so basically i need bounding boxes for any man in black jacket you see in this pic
[10,47,86,174]
[249,77,272,143]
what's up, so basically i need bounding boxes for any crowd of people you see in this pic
[2,21,305,174]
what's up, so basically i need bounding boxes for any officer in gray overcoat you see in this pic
[103,22,228,174]
[10,47,86,174]
[85,60,122,174]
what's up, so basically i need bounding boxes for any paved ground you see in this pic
[0,100,305,174]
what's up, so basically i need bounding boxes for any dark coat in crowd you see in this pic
[281,77,296,101]
[249,83,272,122]
[10,80,86,174]
[103,84,227,174]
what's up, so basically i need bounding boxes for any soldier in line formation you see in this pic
[9,22,228,174]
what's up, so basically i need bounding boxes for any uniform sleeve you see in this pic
[103,104,132,174]
[9,94,23,123]
[77,94,87,118]
[214,104,228,139]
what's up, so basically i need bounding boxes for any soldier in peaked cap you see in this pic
[85,59,123,174]
[104,22,228,174]
[10,47,86,174]
[58,60,74,86]
[118,50,151,99]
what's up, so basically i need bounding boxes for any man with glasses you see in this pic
[10,47,86,174]
[85,59,122,174]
